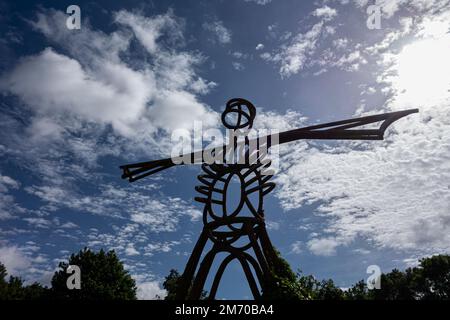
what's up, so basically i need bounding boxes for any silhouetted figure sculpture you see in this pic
[120,98,417,299]
[177,99,279,299]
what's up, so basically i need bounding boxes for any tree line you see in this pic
[0,248,136,300]
[1,248,450,300]
[163,252,450,300]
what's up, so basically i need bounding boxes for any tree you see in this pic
[296,272,345,300]
[163,269,181,300]
[256,249,307,300]
[163,269,208,300]
[163,254,450,300]
[315,279,345,300]
[51,248,137,300]
[0,262,48,300]
[0,263,6,282]
[370,268,416,300]
[3,249,450,300]
[346,255,450,300]
[345,280,370,300]
[413,254,450,299]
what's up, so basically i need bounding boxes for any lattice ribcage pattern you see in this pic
[176,153,279,300]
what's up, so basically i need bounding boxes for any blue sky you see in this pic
[1,0,450,299]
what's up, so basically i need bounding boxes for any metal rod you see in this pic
[120,108,418,182]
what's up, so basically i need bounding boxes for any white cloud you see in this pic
[86,223,183,261]
[254,108,307,132]
[25,183,201,232]
[255,43,265,50]
[0,9,220,239]
[260,5,340,77]
[60,222,78,229]
[380,36,450,107]
[307,238,340,256]
[137,281,166,300]
[0,8,219,141]
[376,0,404,18]
[262,2,431,77]
[231,51,247,59]
[365,17,413,55]
[125,245,140,256]
[306,44,368,75]
[24,217,52,228]
[260,52,272,61]
[144,241,180,255]
[0,174,24,220]
[313,6,338,21]
[351,0,369,7]
[275,8,450,256]
[114,9,182,54]
[266,221,280,231]
[0,243,53,285]
[244,0,272,5]
[203,20,232,44]
[1,48,153,137]
[262,22,326,77]
[129,197,201,232]
[0,245,31,276]
[334,50,367,71]
[351,0,450,19]
[333,38,349,49]
[290,241,302,254]
[0,175,20,189]
[353,248,371,255]
[232,61,245,71]
[151,90,218,132]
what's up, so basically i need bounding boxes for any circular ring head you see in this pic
[221,98,256,130]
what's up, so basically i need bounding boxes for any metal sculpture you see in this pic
[120,98,418,299]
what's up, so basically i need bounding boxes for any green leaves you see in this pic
[162,253,450,300]
[2,251,450,300]
[51,248,137,300]
[0,248,137,300]
[0,263,48,300]
[368,255,450,300]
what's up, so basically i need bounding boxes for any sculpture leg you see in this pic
[177,222,279,300]
[206,222,273,300]
[188,245,219,299]
[208,254,235,300]
[257,224,278,268]
[247,223,270,275]
[208,249,264,300]
[176,228,209,299]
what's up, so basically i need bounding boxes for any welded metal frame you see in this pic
[120,98,418,299]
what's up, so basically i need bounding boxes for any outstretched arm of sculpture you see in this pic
[120,108,418,182]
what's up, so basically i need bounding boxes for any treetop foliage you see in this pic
[1,249,450,300]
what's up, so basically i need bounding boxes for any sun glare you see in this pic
[392,35,450,106]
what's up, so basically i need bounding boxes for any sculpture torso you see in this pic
[194,98,275,250]
[195,162,275,249]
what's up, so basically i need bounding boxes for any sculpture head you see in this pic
[221,98,256,130]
